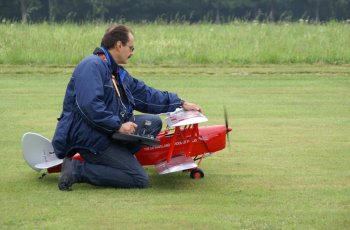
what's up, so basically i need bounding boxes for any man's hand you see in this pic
[182,101,202,112]
[118,121,138,134]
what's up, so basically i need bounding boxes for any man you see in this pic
[52,24,201,191]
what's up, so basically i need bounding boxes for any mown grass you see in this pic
[0,64,349,229]
[1,21,350,65]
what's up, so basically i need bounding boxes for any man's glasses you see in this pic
[126,45,135,52]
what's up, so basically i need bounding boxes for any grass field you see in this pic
[1,22,350,65]
[0,64,349,229]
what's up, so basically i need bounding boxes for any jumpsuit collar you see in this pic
[93,47,119,75]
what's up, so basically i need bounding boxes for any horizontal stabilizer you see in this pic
[22,132,62,171]
[35,159,63,169]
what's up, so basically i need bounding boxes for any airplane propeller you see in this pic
[224,106,232,146]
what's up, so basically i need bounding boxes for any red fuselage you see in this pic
[136,125,230,165]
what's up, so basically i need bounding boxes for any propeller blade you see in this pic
[224,106,228,131]
[223,106,231,146]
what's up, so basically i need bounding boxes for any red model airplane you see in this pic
[22,109,232,179]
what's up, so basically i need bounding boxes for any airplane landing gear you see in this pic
[190,168,204,179]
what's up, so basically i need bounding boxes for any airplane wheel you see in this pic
[190,168,204,179]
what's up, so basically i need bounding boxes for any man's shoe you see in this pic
[58,157,76,191]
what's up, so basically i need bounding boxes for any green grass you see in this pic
[0,64,349,229]
[1,22,350,65]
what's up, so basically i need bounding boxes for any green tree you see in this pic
[47,0,59,23]
[329,0,350,19]
[16,0,41,23]
[90,0,123,22]
[202,0,254,23]
[306,0,328,21]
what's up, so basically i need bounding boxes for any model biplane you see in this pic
[22,109,232,179]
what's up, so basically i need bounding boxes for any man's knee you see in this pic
[135,173,149,188]
[149,115,162,135]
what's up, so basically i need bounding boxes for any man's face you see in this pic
[116,32,134,64]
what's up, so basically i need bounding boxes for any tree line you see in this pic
[1,0,350,24]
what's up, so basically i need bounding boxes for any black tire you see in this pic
[190,168,204,179]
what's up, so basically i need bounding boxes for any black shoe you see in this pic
[58,157,76,191]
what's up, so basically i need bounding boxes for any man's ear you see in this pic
[115,41,122,50]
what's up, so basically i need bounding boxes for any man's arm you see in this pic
[128,75,201,113]
[74,59,120,133]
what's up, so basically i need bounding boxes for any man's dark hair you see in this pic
[101,24,133,49]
